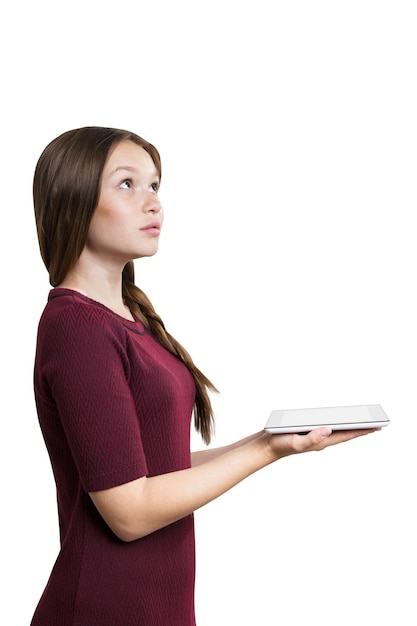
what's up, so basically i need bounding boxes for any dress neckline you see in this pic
[49,288,146,334]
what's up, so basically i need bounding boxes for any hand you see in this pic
[265,427,380,461]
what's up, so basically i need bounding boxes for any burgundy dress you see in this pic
[31,289,197,625]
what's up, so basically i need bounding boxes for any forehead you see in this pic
[104,140,158,177]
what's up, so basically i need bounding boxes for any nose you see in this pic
[145,192,162,214]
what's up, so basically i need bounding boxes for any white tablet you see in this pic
[264,404,390,434]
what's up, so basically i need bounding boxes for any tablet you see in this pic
[264,404,390,434]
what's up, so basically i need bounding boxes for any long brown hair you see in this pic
[33,126,217,443]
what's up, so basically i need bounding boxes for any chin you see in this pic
[136,246,160,260]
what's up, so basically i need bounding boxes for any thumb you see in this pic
[307,427,332,447]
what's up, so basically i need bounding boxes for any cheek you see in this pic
[86,206,123,248]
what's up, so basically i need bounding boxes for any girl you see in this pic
[30,127,377,625]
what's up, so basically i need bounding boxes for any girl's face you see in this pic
[85,140,163,268]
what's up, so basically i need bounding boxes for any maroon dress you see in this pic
[31,289,197,625]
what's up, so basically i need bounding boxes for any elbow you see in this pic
[89,476,175,542]
[102,514,155,543]
[89,480,155,542]
[113,525,145,543]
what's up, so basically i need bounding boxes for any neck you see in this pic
[58,256,134,321]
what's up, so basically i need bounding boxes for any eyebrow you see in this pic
[109,165,159,179]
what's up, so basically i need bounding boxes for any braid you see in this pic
[122,263,217,444]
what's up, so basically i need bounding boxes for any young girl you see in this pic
[30,127,377,625]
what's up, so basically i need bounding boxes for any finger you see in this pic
[291,427,332,452]
[316,427,380,449]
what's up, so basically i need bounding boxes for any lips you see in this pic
[140,222,161,235]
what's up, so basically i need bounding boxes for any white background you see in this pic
[1,1,416,624]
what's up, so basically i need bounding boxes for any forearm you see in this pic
[191,431,265,466]
[91,430,273,541]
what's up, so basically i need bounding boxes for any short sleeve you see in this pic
[35,302,148,492]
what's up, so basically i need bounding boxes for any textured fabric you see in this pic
[31,289,197,625]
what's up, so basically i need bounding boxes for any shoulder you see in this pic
[38,289,129,348]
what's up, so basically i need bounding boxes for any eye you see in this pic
[150,181,160,194]
[119,179,132,189]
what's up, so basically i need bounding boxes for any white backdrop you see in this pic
[1,1,416,624]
